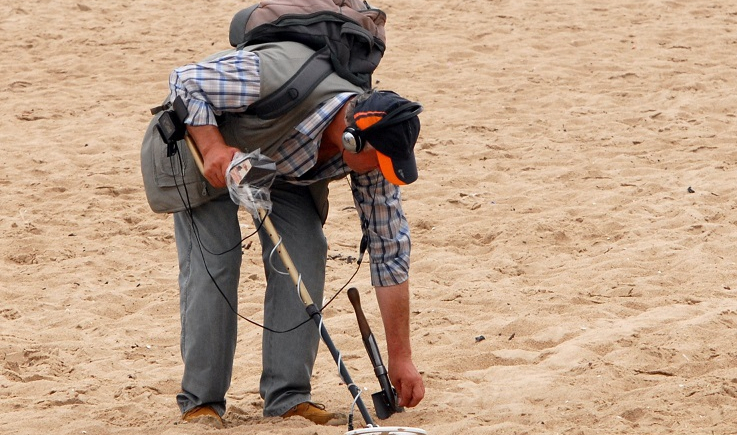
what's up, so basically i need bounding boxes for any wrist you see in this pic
[387,340,412,362]
[187,125,229,159]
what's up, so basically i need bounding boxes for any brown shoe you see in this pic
[182,405,224,429]
[281,402,347,426]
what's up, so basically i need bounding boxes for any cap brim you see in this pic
[376,151,418,185]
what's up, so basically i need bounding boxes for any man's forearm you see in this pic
[187,125,228,159]
[374,280,413,362]
[374,279,425,407]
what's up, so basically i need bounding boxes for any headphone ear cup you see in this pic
[342,127,364,154]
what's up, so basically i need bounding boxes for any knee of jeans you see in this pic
[314,234,328,258]
[297,233,328,271]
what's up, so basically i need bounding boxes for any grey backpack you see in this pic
[231,0,385,89]
[141,0,387,213]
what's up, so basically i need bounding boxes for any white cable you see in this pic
[349,385,363,416]
[318,315,347,384]
[267,236,290,276]
[296,273,303,299]
[266,234,305,302]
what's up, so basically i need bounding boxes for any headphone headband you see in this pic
[342,98,423,155]
[360,102,424,135]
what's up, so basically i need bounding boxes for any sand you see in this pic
[2,0,737,434]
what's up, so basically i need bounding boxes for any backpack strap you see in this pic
[244,46,334,119]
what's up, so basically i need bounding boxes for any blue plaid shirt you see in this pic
[169,49,410,286]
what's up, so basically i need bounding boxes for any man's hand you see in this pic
[202,145,238,188]
[375,281,425,408]
[186,125,238,188]
[389,355,425,408]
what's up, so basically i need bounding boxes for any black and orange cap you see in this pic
[352,91,423,185]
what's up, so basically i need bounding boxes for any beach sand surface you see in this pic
[2,0,737,434]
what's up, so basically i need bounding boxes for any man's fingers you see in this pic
[406,381,424,408]
[204,158,232,188]
[202,146,238,188]
[205,169,225,188]
[396,377,424,408]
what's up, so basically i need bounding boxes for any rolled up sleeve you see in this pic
[168,50,261,126]
[351,170,411,287]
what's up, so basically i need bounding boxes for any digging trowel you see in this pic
[347,287,403,420]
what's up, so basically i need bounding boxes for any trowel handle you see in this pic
[348,287,402,417]
[347,287,372,340]
[348,287,388,380]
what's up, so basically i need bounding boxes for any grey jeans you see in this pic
[174,182,327,417]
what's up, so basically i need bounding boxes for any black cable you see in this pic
[172,151,289,333]
[169,149,364,334]
[170,152,264,255]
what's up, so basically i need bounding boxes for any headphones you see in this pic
[341,101,424,154]
[341,126,366,154]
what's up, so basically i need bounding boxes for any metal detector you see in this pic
[254,207,378,426]
[250,189,427,435]
[346,428,427,435]
[187,134,427,434]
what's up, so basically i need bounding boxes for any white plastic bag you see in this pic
[226,150,277,219]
